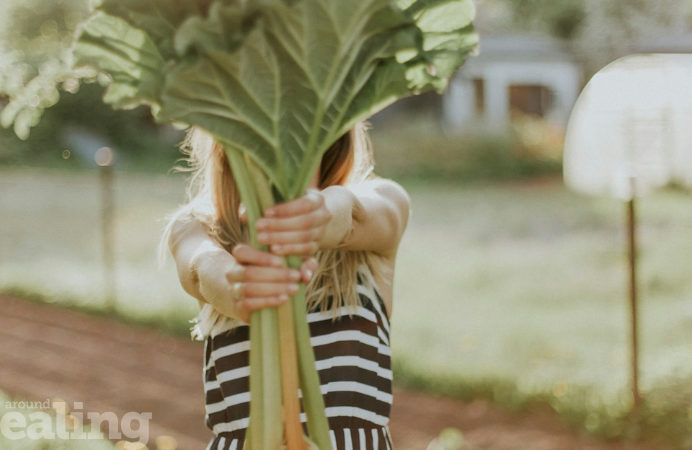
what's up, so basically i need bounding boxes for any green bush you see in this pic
[395,357,692,448]
[370,115,563,182]
[0,83,184,173]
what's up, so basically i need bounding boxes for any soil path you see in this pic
[0,295,665,450]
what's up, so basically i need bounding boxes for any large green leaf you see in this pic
[90,0,216,58]
[73,0,477,198]
[73,12,165,111]
[159,0,418,198]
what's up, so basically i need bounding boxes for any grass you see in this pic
[0,167,200,331]
[3,167,692,446]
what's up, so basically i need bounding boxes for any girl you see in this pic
[159,122,410,450]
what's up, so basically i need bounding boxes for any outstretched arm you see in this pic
[168,217,313,323]
[168,177,410,321]
[255,178,411,258]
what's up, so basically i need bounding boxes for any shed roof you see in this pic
[471,34,575,63]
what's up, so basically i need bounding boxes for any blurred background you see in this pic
[3,0,692,449]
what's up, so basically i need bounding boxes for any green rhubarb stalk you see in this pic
[245,151,330,449]
[277,300,305,450]
[243,154,285,450]
[260,305,283,448]
[225,147,284,450]
[247,310,264,448]
[246,156,306,450]
[288,255,332,450]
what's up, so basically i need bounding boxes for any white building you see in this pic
[443,35,583,130]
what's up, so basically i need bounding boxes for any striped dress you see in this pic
[202,266,394,450]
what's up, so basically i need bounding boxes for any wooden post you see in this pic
[627,197,641,410]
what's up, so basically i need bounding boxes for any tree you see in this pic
[0,0,97,140]
[0,0,183,170]
[573,0,690,76]
[475,0,691,77]
[508,0,586,40]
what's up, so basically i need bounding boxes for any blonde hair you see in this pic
[158,122,389,334]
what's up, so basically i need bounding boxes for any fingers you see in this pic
[237,282,300,298]
[241,296,290,311]
[238,203,248,224]
[256,227,325,256]
[257,229,325,248]
[229,243,301,306]
[226,265,301,283]
[255,210,330,232]
[263,190,324,218]
[301,257,318,284]
[266,242,319,256]
[253,191,330,257]
[233,295,288,324]
[232,244,283,267]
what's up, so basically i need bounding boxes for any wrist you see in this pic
[319,185,357,250]
[189,241,228,300]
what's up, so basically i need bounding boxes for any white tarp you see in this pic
[563,53,692,200]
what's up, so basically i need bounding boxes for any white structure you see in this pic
[443,35,582,130]
[563,53,692,200]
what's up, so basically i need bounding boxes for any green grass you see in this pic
[0,167,200,329]
[3,167,692,445]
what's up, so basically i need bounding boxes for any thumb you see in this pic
[238,203,248,224]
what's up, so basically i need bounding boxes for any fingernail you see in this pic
[305,269,313,280]
[289,271,301,281]
[272,245,283,254]
[288,284,299,294]
[255,220,266,230]
[265,209,275,217]
[278,295,289,304]
[258,233,269,243]
[271,256,283,267]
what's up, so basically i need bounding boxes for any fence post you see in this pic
[96,147,116,312]
[627,191,641,411]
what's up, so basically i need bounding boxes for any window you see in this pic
[509,84,554,117]
[473,78,485,116]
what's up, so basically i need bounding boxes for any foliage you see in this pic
[0,0,102,140]
[508,0,586,40]
[395,360,692,448]
[0,0,186,167]
[0,82,183,171]
[371,115,563,182]
[72,0,479,198]
[479,0,692,76]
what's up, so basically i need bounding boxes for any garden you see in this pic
[3,0,692,449]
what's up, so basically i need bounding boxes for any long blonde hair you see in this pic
[158,122,387,322]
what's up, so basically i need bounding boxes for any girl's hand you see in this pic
[224,244,318,323]
[243,190,332,256]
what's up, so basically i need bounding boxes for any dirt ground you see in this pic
[0,295,667,450]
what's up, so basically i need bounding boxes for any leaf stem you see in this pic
[246,154,306,450]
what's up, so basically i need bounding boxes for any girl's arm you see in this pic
[256,178,411,258]
[169,218,227,305]
[168,218,311,323]
[168,177,409,320]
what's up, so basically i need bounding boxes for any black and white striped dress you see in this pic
[202,266,394,450]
